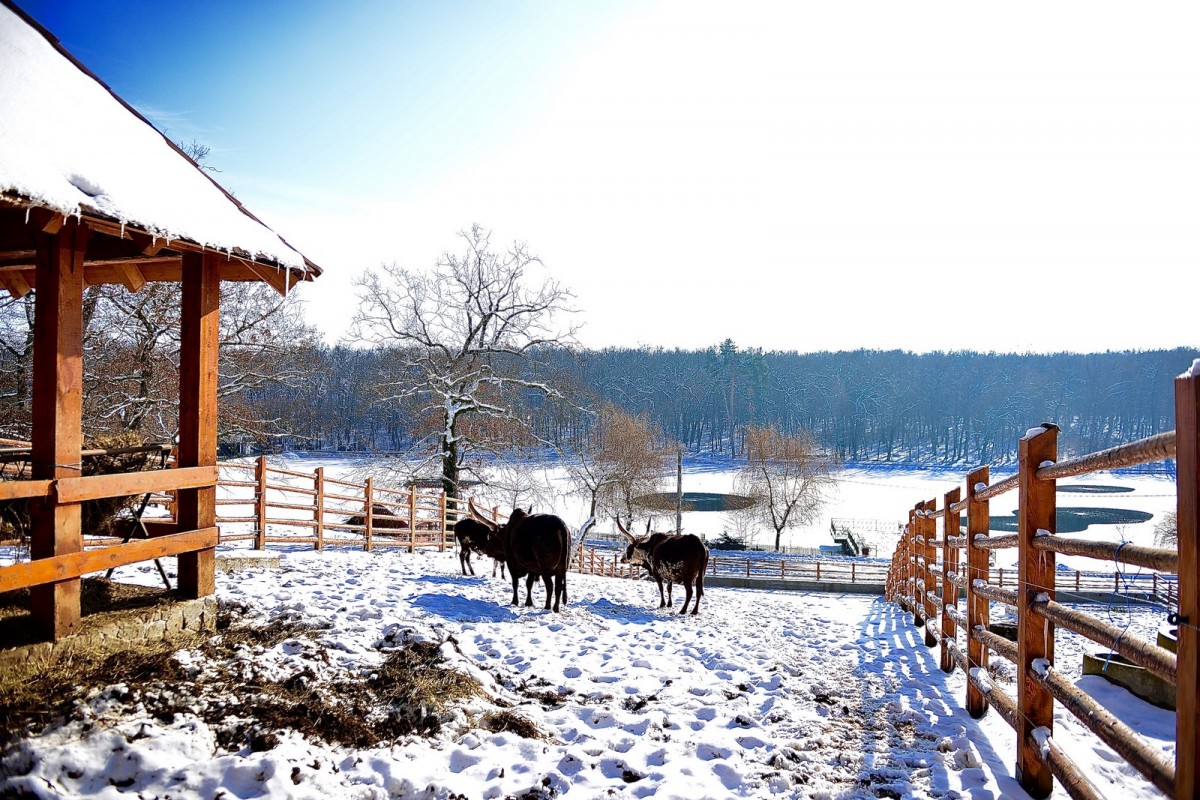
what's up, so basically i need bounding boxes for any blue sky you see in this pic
[17,1,1200,356]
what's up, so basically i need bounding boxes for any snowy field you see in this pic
[2,545,1176,800]
[1,464,1181,798]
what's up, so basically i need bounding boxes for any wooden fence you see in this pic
[208,457,457,552]
[885,367,1199,799]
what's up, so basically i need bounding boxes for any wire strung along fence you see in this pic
[885,365,1200,800]
[206,456,458,552]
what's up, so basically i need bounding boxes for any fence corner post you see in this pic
[1175,368,1200,800]
[1016,423,1057,799]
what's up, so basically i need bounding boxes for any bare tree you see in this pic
[736,425,836,552]
[568,404,668,529]
[348,224,580,499]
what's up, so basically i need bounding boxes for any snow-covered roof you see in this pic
[0,1,319,279]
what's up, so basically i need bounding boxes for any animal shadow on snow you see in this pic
[584,597,661,624]
[412,574,482,587]
[411,593,518,623]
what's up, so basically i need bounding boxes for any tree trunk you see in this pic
[442,430,460,501]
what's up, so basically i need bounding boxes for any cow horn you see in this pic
[467,497,496,530]
[615,517,634,541]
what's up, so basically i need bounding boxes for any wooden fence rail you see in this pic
[885,366,1199,799]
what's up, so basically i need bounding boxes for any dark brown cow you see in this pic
[470,499,570,612]
[453,517,505,578]
[346,504,409,531]
[618,520,709,615]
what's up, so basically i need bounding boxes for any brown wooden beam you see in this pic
[1176,369,1200,800]
[176,251,219,598]
[1016,424,1058,799]
[0,528,218,593]
[56,465,218,504]
[29,218,90,641]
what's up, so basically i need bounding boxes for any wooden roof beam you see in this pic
[0,269,31,298]
[113,261,147,292]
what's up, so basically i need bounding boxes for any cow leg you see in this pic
[655,576,667,608]
[524,574,536,606]
[666,581,674,608]
[541,573,553,611]
[558,571,567,608]
[510,574,521,606]
[679,581,693,615]
[691,575,704,615]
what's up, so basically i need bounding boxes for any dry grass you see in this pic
[1,602,493,753]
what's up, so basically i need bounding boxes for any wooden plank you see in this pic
[1176,369,1200,800]
[56,465,217,503]
[0,479,54,501]
[0,528,218,593]
[241,260,292,296]
[176,252,219,599]
[255,455,267,549]
[29,219,89,641]
[966,465,991,719]
[1016,424,1058,799]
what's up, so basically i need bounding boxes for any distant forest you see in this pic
[245,343,1193,469]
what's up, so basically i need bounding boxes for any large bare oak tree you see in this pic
[348,224,579,500]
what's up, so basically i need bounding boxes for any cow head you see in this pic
[616,518,652,567]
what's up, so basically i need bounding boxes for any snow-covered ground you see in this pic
[1,464,1180,798]
[2,545,1176,799]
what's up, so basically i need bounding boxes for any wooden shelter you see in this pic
[0,1,321,641]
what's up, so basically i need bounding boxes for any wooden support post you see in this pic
[941,487,961,674]
[966,466,991,719]
[177,252,219,599]
[1175,368,1200,800]
[922,499,938,647]
[364,478,374,551]
[254,455,267,549]
[29,220,89,641]
[314,467,324,551]
[1016,424,1058,799]
[409,485,417,554]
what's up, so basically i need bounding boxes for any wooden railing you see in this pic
[885,367,1199,799]
[0,444,216,597]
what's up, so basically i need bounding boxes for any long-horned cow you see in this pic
[469,499,570,612]
[618,520,709,615]
[453,517,505,578]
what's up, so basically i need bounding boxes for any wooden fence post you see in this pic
[409,486,417,554]
[922,499,938,647]
[438,492,447,552]
[314,466,324,551]
[941,487,961,674]
[909,509,921,625]
[966,465,991,719]
[364,477,373,552]
[1175,367,1200,800]
[1016,423,1058,799]
[255,454,267,550]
